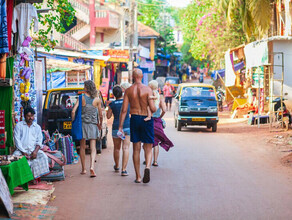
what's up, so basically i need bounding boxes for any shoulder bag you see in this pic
[71,95,83,141]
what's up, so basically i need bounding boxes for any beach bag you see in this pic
[72,95,83,141]
[41,168,65,182]
[43,146,66,171]
[42,130,56,151]
[58,135,78,165]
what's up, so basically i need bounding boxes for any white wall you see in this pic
[273,40,292,109]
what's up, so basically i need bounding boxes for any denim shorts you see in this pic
[112,128,130,138]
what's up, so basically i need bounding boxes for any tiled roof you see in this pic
[138,22,160,38]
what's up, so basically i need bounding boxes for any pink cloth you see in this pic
[153,118,174,151]
[163,85,173,97]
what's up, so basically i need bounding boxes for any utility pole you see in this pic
[128,0,136,83]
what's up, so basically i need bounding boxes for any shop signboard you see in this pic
[121,71,129,83]
[0,110,5,149]
[139,45,150,59]
[67,72,86,87]
[140,58,155,71]
[103,50,129,62]
[99,78,109,99]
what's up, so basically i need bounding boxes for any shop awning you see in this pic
[37,48,110,61]
[211,61,245,80]
[46,59,91,73]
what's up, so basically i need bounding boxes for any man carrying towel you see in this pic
[119,68,157,183]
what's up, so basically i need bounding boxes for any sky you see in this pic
[167,0,191,8]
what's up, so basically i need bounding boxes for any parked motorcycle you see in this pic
[273,97,292,129]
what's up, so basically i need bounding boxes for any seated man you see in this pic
[13,107,50,179]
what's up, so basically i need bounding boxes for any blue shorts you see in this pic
[130,115,154,144]
[112,128,130,138]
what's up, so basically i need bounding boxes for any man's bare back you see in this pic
[126,83,152,116]
[119,68,157,184]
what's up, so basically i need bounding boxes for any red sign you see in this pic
[0,111,5,149]
[103,50,129,62]
[99,78,109,99]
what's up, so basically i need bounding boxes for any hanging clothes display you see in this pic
[6,0,13,51]
[12,3,38,50]
[0,0,9,54]
[225,50,236,87]
[0,57,14,155]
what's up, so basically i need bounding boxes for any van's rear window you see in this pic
[49,91,79,109]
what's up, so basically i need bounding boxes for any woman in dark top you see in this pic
[107,85,130,176]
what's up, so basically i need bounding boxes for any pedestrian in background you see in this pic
[72,80,102,178]
[163,81,174,111]
[150,80,174,166]
[120,82,131,93]
[107,85,130,176]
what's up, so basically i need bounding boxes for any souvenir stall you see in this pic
[136,56,155,84]
[45,59,91,88]
[0,0,40,155]
[103,49,129,99]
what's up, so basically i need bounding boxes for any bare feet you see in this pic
[90,169,96,178]
[80,170,87,175]
[144,116,152,121]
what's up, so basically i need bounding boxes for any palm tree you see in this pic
[216,0,273,39]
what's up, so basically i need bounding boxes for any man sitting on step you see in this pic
[13,107,50,180]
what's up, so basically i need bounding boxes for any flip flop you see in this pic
[114,165,120,172]
[90,169,96,178]
[152,162,159,167]
[134,180,141,183]
[143,168,150,183]
[121,170,128,176]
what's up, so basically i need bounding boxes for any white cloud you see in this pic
[167,0,191,8]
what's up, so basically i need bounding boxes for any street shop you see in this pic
[102,49,130,98]
[0,0,80,217]
[213,38,292,128]
[136,45,156,84]
[37,48,110,90]
[46,59,91,89]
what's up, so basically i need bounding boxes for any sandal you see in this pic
[142,168,150,183]
[114,165,120,172]
[134,180,141,183]
[152,162,159,167]
[90,169,96,178]
[121,170,128,176]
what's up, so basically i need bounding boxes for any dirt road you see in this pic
[50,112,292,220]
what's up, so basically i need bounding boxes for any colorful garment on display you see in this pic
[14,52,37,123]
[12,3,38,50]
[6,0,13,50]
[0,0,9,53]
[57,135,78,165]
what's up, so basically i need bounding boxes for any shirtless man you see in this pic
[119,68,157,183]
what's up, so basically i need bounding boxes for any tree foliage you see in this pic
[137,0,178,55]
[180,0,248,68]
[216,0,271,38]
[33,0,75,51]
